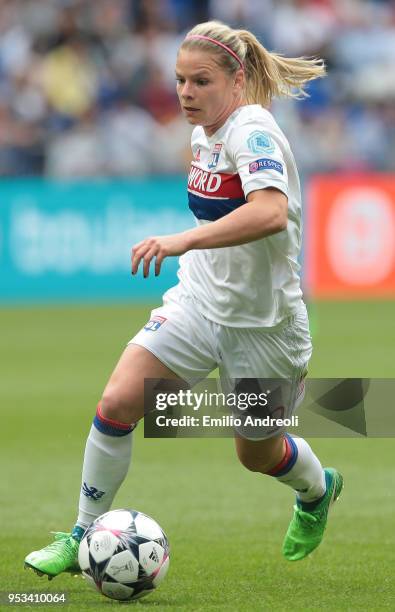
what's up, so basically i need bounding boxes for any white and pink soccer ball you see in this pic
[78,509,170,601]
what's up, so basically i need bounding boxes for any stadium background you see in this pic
[1,0,394,609]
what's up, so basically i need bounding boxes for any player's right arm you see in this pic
[131,185,287,277]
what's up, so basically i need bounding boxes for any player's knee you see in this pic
[100,389,143,425]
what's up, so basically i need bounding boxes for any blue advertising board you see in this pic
[0,178,192,304]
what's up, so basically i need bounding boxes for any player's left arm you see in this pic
[131,187,287,277]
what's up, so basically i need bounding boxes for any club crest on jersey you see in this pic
[144,315,167,332]
[247,131,275,155]
[208,143,222,169]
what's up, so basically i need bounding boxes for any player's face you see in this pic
[176,49,244,136]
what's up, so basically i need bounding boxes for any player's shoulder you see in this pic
[233,104,275,126]
[224,105,290,164]
[228,105,284,142]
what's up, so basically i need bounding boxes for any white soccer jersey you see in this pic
[166,104,304,328]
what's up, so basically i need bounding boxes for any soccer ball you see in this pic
[78,509,170,601]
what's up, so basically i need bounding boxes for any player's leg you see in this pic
[235,432,343,560]
[234,432,284,473]
[75,343,186,537]
[72,296,216,540]
[220,305,343,560]
[25,296,218,579]
[24,344,185,579]
[235,432,327,502]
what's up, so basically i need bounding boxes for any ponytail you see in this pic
[237,29,326,106]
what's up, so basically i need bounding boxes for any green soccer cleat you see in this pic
[282,467,344,562]
[24,532,81,580]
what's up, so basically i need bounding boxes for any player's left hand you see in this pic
[131,233,191,277]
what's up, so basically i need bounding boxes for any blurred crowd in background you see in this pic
[0,0,395,178]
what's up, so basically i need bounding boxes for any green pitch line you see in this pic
[0,301,394,610]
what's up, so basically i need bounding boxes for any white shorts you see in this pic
[129,289,312,439]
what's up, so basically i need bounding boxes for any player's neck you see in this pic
[204,98,247,138]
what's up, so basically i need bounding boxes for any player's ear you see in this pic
[233,69,245,93]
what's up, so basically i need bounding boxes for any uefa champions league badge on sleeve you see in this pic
[249,158,283,174]
[207,143,222,169]
[144,315,167,332]
[247,131,275,155]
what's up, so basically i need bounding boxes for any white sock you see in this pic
[267,435,326,504]
[75,405,134,530]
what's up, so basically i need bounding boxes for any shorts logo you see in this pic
[247,131,275,154]
[208,143,222,169]
[144,315,167,331]
[249,158,283,174]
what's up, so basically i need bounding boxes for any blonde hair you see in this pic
[181,21,326,107]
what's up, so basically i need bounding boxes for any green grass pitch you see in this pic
[1,301,394,610]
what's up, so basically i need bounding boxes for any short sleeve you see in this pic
[228,121,289,199]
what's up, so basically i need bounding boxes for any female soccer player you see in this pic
[25,20,343,578]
